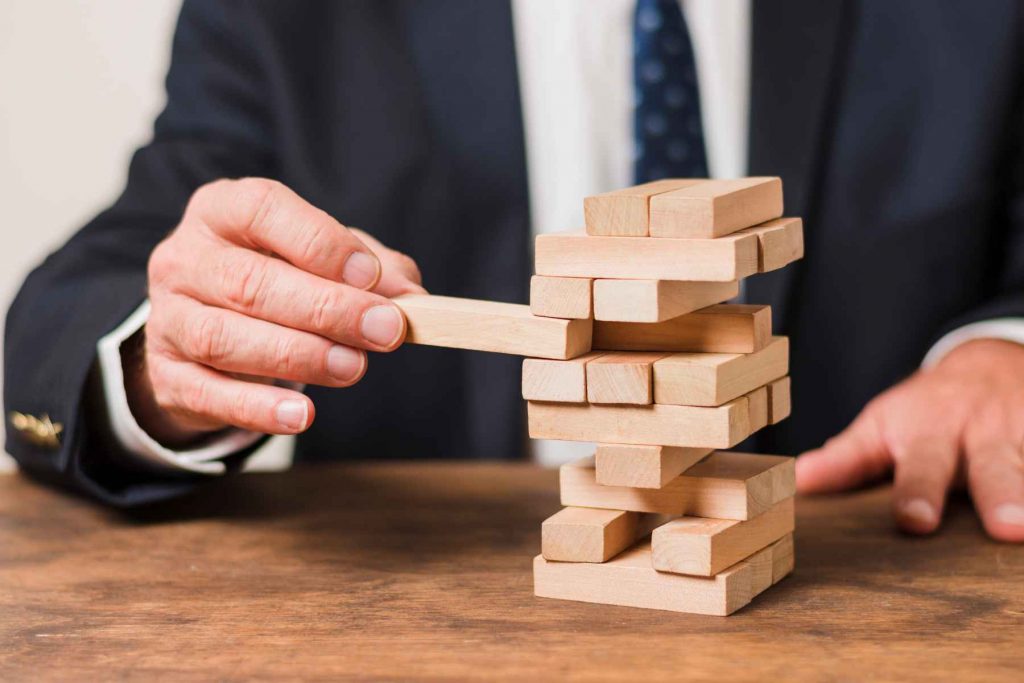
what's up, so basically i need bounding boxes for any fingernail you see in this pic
[993,503,1024,527]
[275,399,308,431]
[899,498,938,527]
[342,251,380,289]
[361,305,404,347]
[327,345,365,381]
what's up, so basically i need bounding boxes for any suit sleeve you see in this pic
[3,0,276,506]
[929,33,1024,350]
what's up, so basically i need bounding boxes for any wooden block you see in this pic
[394,294,592,360]
[558,452,795,520]
[652,336,788,406]
[534,231,758,282]
[594,304,771,354]
[767,376,791,424]
[770,533,795,583]
[592,279,739,323]
[530,275,592,319]
[533,533,794,616]
[521,352,604,403]
[584,179,703,236]
[542,507,638,563]
[736,217,804,272]
[585,352,670,405]
[541,508,675,563]
[528,397,752,449]
[651,498,795,576]
[747,386,769,433]
[594,445,712,489]
[649,177,783,239]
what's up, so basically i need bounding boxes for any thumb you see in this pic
[796,409,892,493]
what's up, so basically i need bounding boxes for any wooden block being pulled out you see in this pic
[584,179,703,236]
[594,304,771,354]
[394,294,592,360]
[521,353,604,403]
[559,452,795,520]
[534,231,758,282]
[528,396,753,449]
[541,508,674,563]
[595,444,712,489]
[767,376,791,425]
[735,217,804,272]
[649,177,783,239]
[592,279,739,323]
[651,497,795,576]
[585,352,670,405]
[652,336,788,406]
[530,275,592,320]
[533,533,794,616]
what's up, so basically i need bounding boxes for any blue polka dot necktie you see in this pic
[633,0,708,183]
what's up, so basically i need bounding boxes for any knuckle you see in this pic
[226,392,262,427]
[234,177,284,234]
[292,216,337,271]
[187,178,234,217]
[268,334,304,378]
[221,256,272,312]
[187,312,232,365]
[309,287,348,334]
[186,181,215,213]
[185,375,217,416]
[147,239,178,287]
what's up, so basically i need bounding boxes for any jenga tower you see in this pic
[527,178,802,616]
[393,176,802,616]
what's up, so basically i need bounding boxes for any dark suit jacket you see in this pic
[6,0,1024,505]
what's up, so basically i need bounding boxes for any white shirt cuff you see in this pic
[96,300,264,474]
[922,318,1024,368]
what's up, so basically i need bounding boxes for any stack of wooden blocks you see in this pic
[526,178,801,616]
[394,176,802,616]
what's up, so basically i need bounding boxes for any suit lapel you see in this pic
[746,0,851,330]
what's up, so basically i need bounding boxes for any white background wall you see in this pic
[0,0,183,471]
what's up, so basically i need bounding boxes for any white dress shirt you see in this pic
[97,0,1024,472]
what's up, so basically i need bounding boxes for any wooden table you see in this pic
[1,462,1021,681]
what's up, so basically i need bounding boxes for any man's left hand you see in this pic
[797,338,1024,542]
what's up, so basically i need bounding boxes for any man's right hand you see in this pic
[127,178,426,446]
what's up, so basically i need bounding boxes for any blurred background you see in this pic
[0,0,182,470]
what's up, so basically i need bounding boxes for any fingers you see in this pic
[965,440,1024,542]
[349,227,426,297]
[148,354,315,435]
[177,246,406,352]
[890,436,959,534]
[154,297,367,388]
[374,253,427,297]
[796,409,891,493]
[189,178,382,289]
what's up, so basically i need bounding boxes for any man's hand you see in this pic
[129,178,425,446]
[797,338,1024,542]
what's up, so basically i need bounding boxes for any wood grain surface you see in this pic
[1,462,1022,681]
